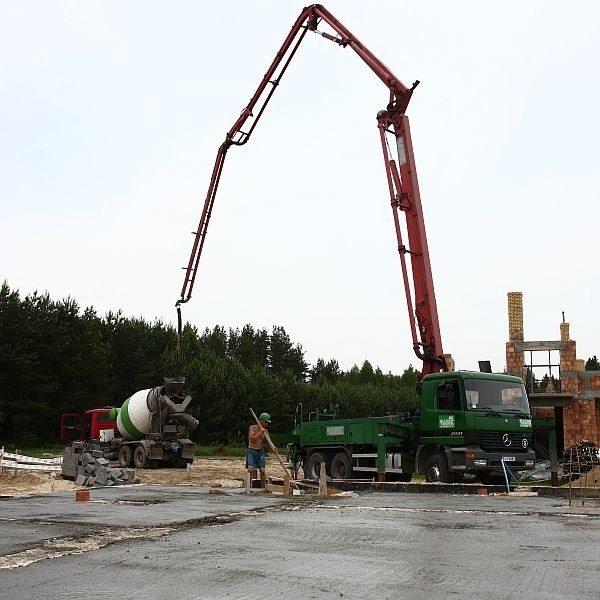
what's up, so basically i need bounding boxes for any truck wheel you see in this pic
[304,451,329,479]
[118,445,132,468]
[133,445,149,469]
[330,451,352,479]
[425,453,453,483]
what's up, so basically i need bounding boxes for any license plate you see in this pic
[501,456,516,462]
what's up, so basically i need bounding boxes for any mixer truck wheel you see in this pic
[133,445,149,469]
[118,445,132,468]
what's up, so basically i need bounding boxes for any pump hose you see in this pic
[176,303,183,379]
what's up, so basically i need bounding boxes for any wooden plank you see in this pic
[265,475,292,496]
[515,341,566,351]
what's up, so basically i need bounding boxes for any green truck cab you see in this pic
[288,371,535,483]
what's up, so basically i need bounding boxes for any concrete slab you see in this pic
[0,485,285,530]
[1,490,599,599]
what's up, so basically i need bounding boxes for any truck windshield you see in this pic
[464,379,530,415]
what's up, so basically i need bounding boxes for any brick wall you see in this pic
[563,398,599,447]
[505,296,600,449]
[560,341,599,446]
[532,408,555,419]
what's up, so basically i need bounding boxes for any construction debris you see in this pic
[61,442,136,487]
[561,440,600,480]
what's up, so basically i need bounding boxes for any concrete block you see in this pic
[82,452,94,465]
[95,457,109,467]
[111,468,123,479]
[77,465,86,476]
[87,476,96,486]
[75,474,87,486]
[68,454,80,469]
[95,471,108,485]
[91,450,104,458]
[84,463,95,474]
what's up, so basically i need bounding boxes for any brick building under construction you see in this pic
[505,291,600,456]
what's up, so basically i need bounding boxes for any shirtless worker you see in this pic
[246,412,271,488]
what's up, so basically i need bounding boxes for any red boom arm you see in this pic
[176,4,449,377]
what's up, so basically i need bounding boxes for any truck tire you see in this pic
[118,445,132,468]
[133,445,149,469]
[425,452,453,483]
[304,451,329,479]
[330,451,352,479]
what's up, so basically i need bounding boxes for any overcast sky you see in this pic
[1,1,598,376]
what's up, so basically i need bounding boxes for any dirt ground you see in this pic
[563,464,600,489]
[3,458,600,497]
[0,456,290,496]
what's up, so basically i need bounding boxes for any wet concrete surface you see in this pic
[1,486,599,599]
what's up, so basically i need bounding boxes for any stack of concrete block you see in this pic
[70,449,135,488]
[507,292,524,342]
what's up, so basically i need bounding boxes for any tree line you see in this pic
[0,282,419,445]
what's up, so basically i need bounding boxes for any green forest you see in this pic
[0,282,420,446]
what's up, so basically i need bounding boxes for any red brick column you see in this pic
[560,340,579,374]
[505,341,525,379]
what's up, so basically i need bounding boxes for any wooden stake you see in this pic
[319,460,328,497]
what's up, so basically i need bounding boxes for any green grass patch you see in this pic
[195,445,247,457]
[2,443,66,457]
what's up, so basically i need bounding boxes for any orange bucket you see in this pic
[75,489,90,501]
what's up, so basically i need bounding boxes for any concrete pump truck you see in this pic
[174,4,536,484]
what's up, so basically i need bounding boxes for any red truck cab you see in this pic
[60,408,117,443]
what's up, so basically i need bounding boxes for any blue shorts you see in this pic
[246,447,266,469]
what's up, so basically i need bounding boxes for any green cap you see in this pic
[259,412,271,423]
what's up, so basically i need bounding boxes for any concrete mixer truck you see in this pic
[60,378,198,470]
